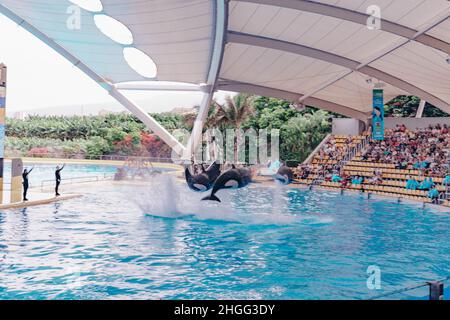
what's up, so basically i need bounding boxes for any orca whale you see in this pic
[185,167,212,192]
[204,161,221,183]
[237,167,253,186]
[201,167,247,202]
[274,166,294,185]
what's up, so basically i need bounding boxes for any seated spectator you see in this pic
[405,176,420,190]
[369,175,382,185]
[413,161,428,170]
[351,176,363,185]
[331,173,342,183]
[443,175,450,185]
[396,160,408,170]
[428,186,440,204]
[301,168,310,179]
[419,177,434,190]
[339,173,351,187]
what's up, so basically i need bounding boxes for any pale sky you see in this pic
[0,13,231,116]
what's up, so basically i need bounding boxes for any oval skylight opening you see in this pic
[123,48,157,78]
[69,0,103,12]
[94,14,133,45]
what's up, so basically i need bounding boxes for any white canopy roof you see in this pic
[0,0,449,155]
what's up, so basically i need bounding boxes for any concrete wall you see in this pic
[384,117,450,129]
[332,118,365,135]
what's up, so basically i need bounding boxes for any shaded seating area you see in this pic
[295,126,450,207]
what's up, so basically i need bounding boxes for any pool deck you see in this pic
[0,191,83,210]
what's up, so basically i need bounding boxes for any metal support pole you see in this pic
[10,159,23,203]
[416,100,426,118]
[0,63,6,204]
[428,281,444,300]
[109,87,185,157]
[183,0,228,161]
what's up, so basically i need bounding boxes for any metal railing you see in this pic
[308,135,370,187]
[368,276,449,300]
[6,152,174,164]
[39,173,113,191]
[303,133,332,165]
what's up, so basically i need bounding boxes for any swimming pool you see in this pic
[1,163,174,189]
[2,163,117,187]
[0,174,448,300]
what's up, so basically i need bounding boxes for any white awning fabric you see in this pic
[0,0,449,119]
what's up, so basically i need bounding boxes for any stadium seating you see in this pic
[295,125,449,205]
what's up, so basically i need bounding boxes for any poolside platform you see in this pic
[0,191,83,210]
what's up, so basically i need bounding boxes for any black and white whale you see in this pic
[185,161,222,192]
[274,166,294,185]
[201,166,249,202]
[185,166,212,192]
[204,161,221,183]
[236,167,253,186]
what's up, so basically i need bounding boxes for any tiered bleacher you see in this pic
[294,125,450,207]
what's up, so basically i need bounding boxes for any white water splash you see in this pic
[127,174,333,226]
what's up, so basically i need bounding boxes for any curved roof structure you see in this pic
[0,0,449,157]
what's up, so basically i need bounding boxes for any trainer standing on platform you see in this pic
[55,164,65,196]
[22,166,34,201]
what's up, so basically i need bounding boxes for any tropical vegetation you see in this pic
[5,94,447,163]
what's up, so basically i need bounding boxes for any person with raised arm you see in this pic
[22,166,34,201]
[55,164,66,196]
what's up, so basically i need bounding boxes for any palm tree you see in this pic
[211,93,255,163]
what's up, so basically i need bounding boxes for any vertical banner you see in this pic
[372,89,384,140]
[11,159,23,203]
[0,63,7,204]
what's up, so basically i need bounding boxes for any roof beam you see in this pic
[233,0,450,55]
[115,82,204,92]
[217,79,371,121]
[0,3,186,156]
[184,0,229,161]
[227,31,450,114]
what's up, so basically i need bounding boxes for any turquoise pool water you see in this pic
[0,174,448,300]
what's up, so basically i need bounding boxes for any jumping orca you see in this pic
[274,166,294,185]
[204,161,221,183]
[237,167,253,186]
[185,167,212,192]
[201,168,246,202]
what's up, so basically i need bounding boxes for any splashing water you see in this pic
[132,174,184,218]
[127,174,333,226]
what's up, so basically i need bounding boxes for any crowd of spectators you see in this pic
[361,124,449,176]
[315,136,352,161]
[295,124,449,203]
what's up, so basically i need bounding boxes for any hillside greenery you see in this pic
[5,94,447,163]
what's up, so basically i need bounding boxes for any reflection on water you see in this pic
[0,175,448,300]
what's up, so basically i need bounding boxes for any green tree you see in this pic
[385,96,449,117]
[212,93,255,162]
[280,110,331,163]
